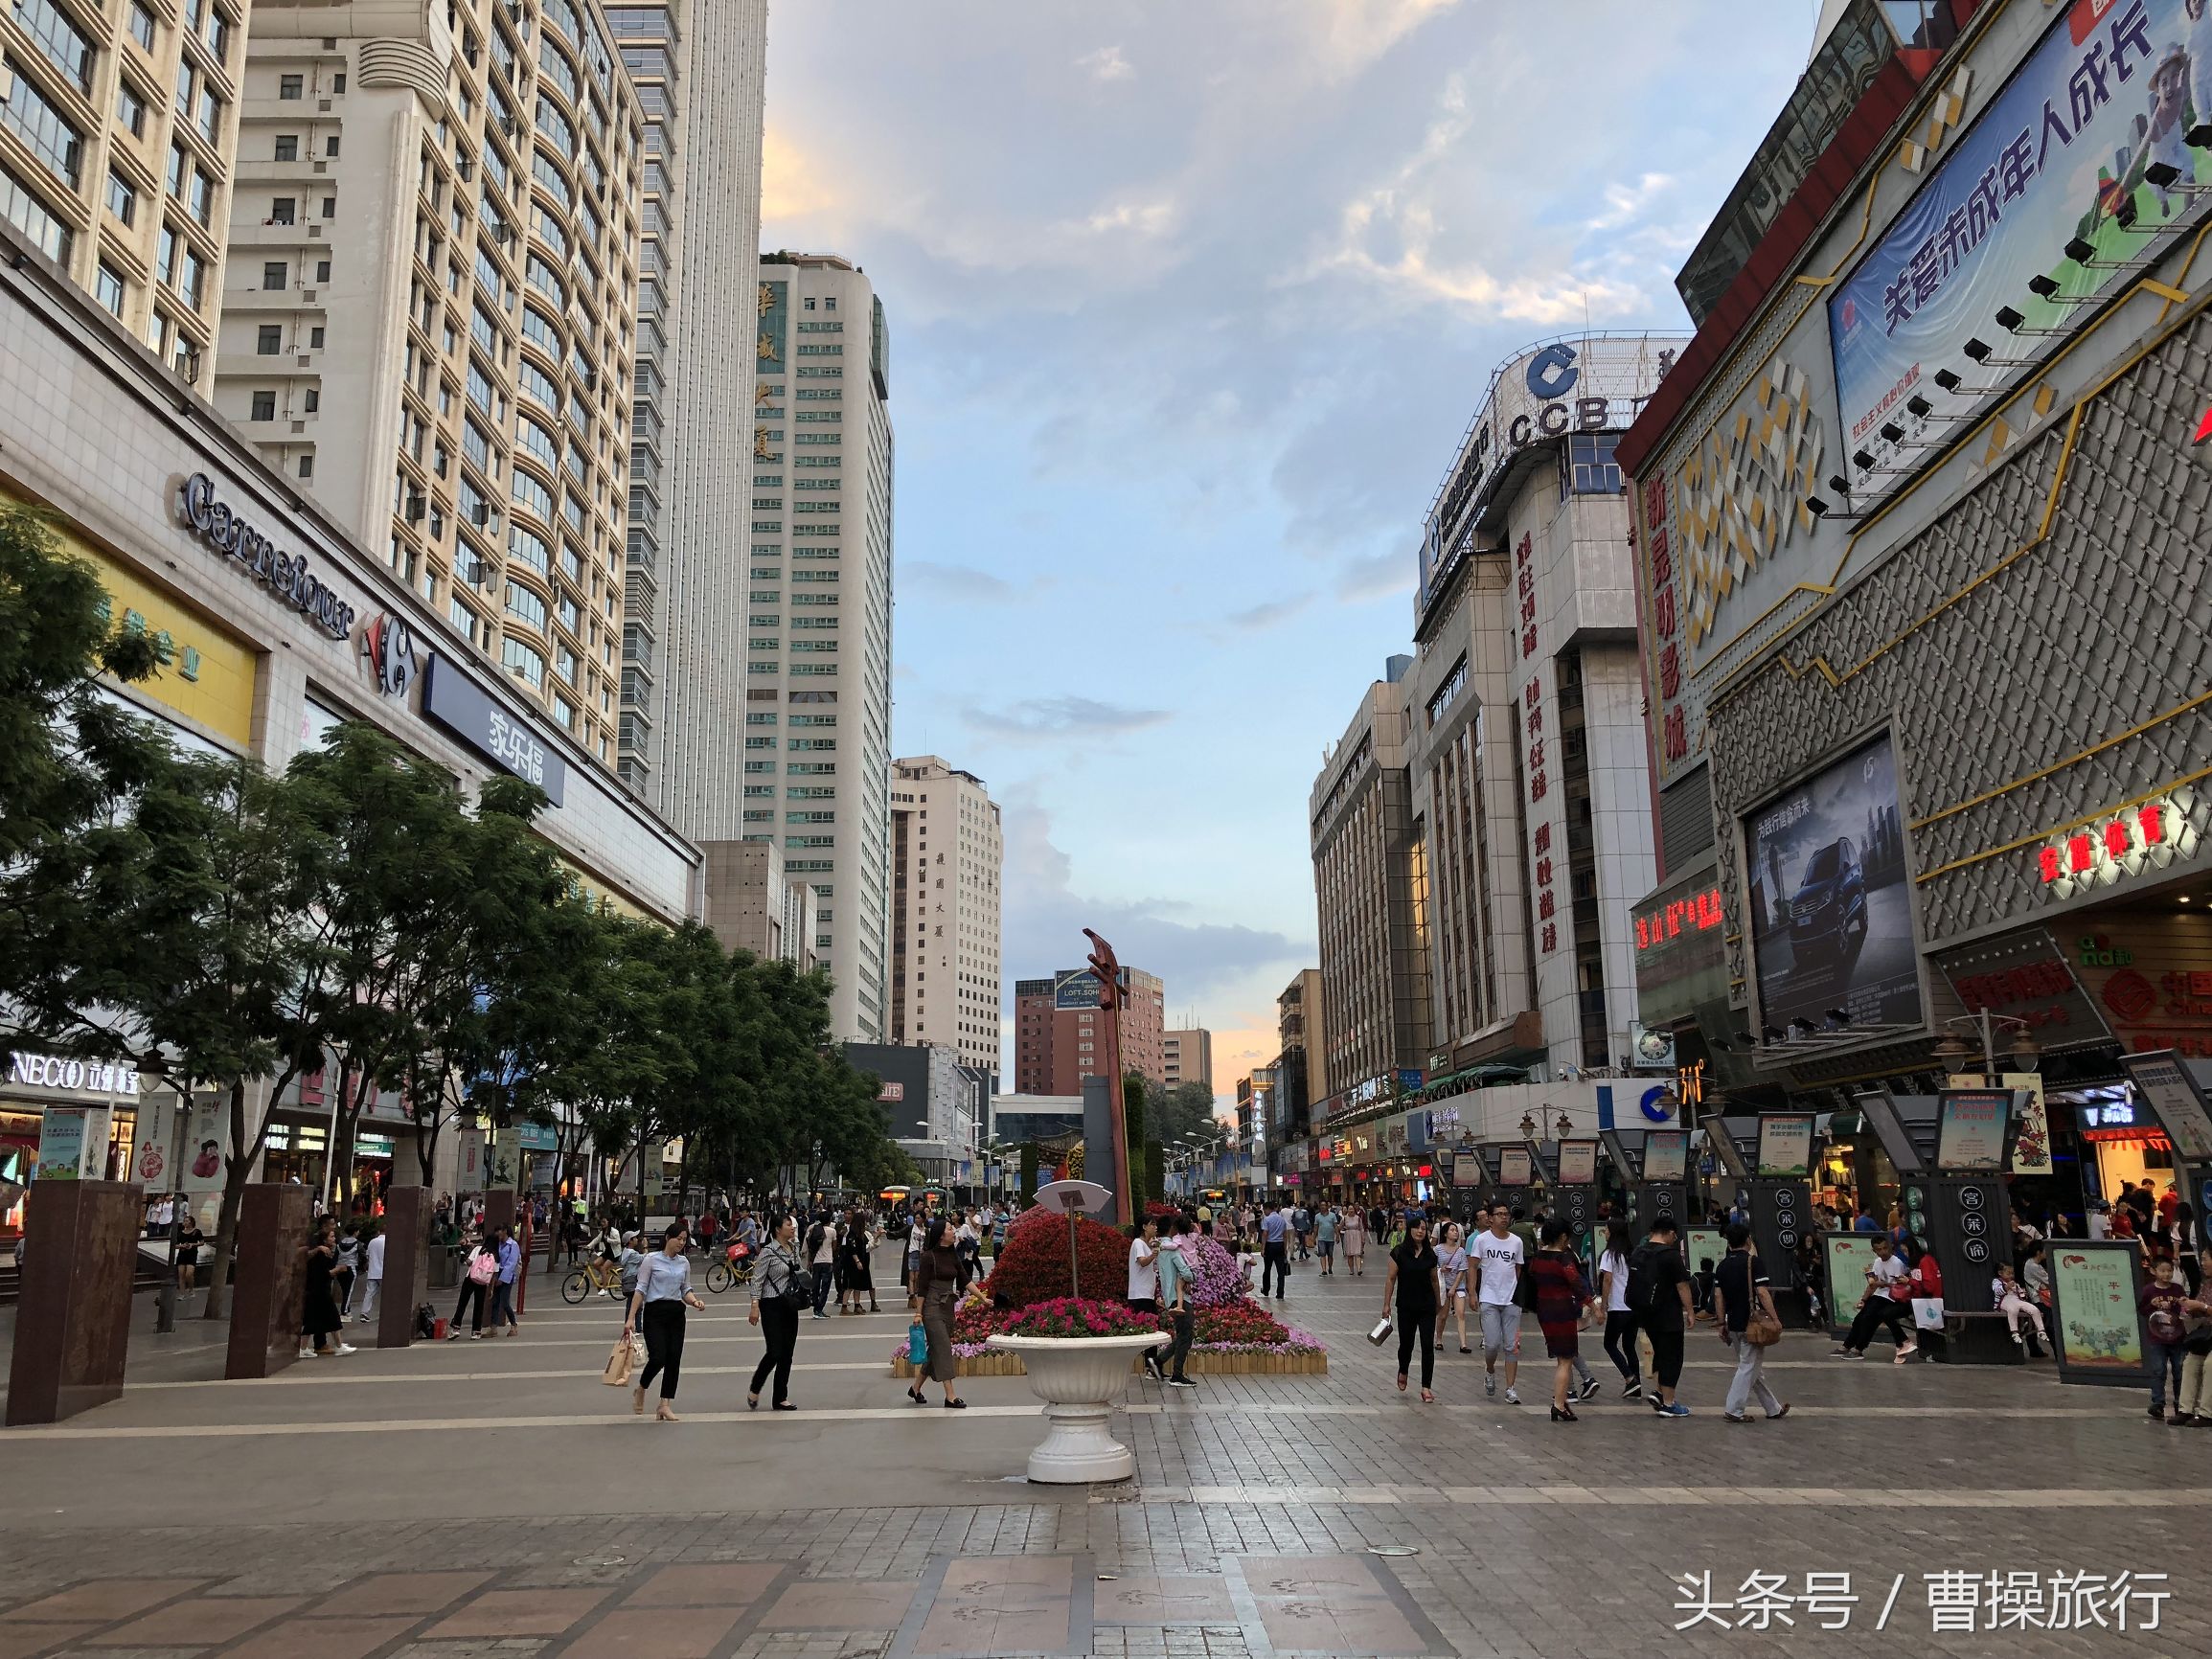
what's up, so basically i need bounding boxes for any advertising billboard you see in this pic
[1745,734,1920,1032]
[1935,1088,2012,1172]
[1642,1128,1689,1184]
[1498,1146,1533,1187]
[421,655,567,806]
[2118,1048,2212,1163]
[1830,0,2212,499]
[1756,1113,1815,1179]
[1557,1140,1598,1186]
[2048,1239,2150,1383]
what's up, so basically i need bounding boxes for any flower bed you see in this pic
[892,1293,1327,1373]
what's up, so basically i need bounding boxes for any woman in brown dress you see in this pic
[1530,1216,1592,1422]
[906,1216,967,1408]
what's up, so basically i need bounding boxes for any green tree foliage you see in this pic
[1122,1070,1147,1210]
[1150,1079,1221,1147]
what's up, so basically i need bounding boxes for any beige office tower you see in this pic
[607,0,766,824]
[747,252,893,1041]
[212,0,645,767]
[888,757,1002,1072]
[0,0,245,378]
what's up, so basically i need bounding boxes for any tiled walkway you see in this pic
[1,1242,2203,1656]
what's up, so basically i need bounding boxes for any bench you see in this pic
[1939,1307,2026,1364]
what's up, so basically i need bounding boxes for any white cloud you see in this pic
[1078,44,1134,82]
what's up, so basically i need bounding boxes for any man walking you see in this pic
[1716,1223,1790,1423]
[490,1224,522,1337]
[1636,1216,1694,1417]
[1129,1216,1164,1381]
[807,1213,837,1319]
[1471,1204,1525,1404]
[1260,1200,1290,1300]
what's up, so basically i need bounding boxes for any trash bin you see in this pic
[428,1244,458,1291]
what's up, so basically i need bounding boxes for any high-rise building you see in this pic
[699,838,815,973]
[1272,968,1325,1141]
[1012,966,1166,1095]
[743,252,895,1041]
[1405,335,1683,1079]
[212,0,644,768]
[888,756,1002,1072]
[1310,656,1432,1101]
[607,0,766,827]
[0,0,245,379]
[1161,1028,1212,1093]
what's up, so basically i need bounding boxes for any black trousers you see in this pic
[453,1279,488,1333]
[1164,1307,1195,1380]
[639,1300,685,1399]
[750,1296,799,1402]
[1646,1326,1685,1391]
[810,1262,833,1313]
[1262,1242,1288,1297]
[1845,1295,1912,1352]
[1604,1309,1641,1381]
[1129,1297,1160,1364]
[1397,1306,1436,1387]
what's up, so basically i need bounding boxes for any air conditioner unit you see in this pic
[301,286,317,302]
[291,420,307,434]
[472,502,491,527]
[457,157,474,181]
[308,223,323,238]
[295,354,311,367]
[406,494,426,522]
[318,98,332,112]
[312,160,327,173]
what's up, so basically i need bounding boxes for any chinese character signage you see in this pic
[1935,1088,2011,1172]
[420,654,567,806]
[2048,1239,2150,1382]
[2033,799,2185,896]
[1744,735,1921,1032]
[1932,926,2109,1056]
[1829,0,2209,499]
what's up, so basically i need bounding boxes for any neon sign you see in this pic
[1634,885,1724,953]
[2035,801,2182,896]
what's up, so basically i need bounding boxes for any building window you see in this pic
[130,2,157,51]
[274,134,299,162]
[118,80,148,138]
[325,135,341,157]
[270,196,296,224]
[250,390,275,420]
[1,62,85,189]
[1566,435,1622,496]
[94,262,125,315]
[262,260,285,290]
[106,172,137,227]
[502,637,545,687]
[279,73,304,100]
[22,0,96,92]
[298,453,314,479]
[256,324,281,354]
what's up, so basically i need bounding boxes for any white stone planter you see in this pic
[985,1331,1159,1484]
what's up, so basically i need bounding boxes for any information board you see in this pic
[2119,1051,2212,1164]
[1557,1140,1597,1186]
[2046,1239,2151,1387]
[1756,1113,1814,1179]
[1642,1129,1688,1184]
[1498,1146,1533,1187]
[1820,1231,1884,1341]
[1935,1089,2010,1173]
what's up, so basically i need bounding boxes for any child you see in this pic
[1691,1257,1718,1323]
[1991,1262,2045,1356]
[2140,1255,2190,1422]
[1234,1226,1261,1295]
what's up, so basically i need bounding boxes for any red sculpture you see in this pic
[1083,929,1131,1225]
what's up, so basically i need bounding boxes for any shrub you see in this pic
[980,1205,1130,1307]
[1142,1200,1183,1222]
[955,1296,1161,1342]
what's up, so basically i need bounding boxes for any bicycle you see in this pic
[705,1244,754,1295]
[560,1259,623,1305]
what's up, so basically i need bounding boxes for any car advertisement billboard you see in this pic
[1745,734,1921,1032]
[1829,0,2212,499]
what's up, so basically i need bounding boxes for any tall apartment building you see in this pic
[1013,966,1166,1095]
[1310,656,1432,1102]
[1272,967,1325,1139]
[1161,1028,1212,1093]
[606,0,765,828]
[212,0,643,769]
[887,756,1002,1072]
[744,252,894,1040]
[699,837,814,974]
[0,0,245,379]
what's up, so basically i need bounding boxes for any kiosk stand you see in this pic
[1855,1085,2019,1364]
[1552,1138,1601,1240]
[2116,1050,2212,1227]
[1706,1111,1816,1325]
[1600,1127,1687,1234]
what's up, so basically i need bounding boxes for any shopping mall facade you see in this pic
[1617,0,2212,1216]
[0,219,701,1228]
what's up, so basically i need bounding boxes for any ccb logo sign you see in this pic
[1639,1086,1676,1124]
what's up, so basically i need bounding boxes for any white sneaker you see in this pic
[335,1343,356,1355]
[1503,1387,1521,1405]
[298,1347,313,1360]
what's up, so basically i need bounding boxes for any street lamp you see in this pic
[1935,1011,2039,1077]
[1555,1110,1574,1140]
[1517,1112,1537,1140]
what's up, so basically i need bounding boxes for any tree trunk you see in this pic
[202,1077,253,1321]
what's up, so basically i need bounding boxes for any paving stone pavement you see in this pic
[0,1244,2203,1656]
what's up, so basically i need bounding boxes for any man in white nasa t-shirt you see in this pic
[1471,1203,1526,1404]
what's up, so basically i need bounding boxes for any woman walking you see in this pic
[747,1214,805,1411]
[448,1230,498,1340]
[1341,1205,1368,1278]
[299,1217,353,1359]
[1531,1218,1591,1421]
[1435,1221,1472,1353]
[906,1217,968,1408]
[1383,1214,1441,1401]
[1597,1221,1641,1398]
[838,1214,872,1313]
[624,1225,705,1420]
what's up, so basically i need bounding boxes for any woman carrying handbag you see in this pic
[625,1224,705,1421]
[747,1214,805,1411]
[1716,1224,1790,1424]
[906,1217,967,1408]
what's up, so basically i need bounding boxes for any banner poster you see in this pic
[2049,1240,2149,1380]
[1557,1140,1598,1186]
[35,1107,90,1181]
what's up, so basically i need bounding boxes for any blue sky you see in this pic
[757,1,1820,1102]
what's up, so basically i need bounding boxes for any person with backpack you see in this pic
[447,1233,500,1339]
[1632,1216,1695,1417]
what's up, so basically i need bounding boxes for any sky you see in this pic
[755,1,1820,1110]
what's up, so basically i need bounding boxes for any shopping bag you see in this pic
[628,1331,649,1369]
[907,1321,928,1365]
[1367,1315,1393,1347]
[601,1336,633,1387]
[1910,1297,1947,1332]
